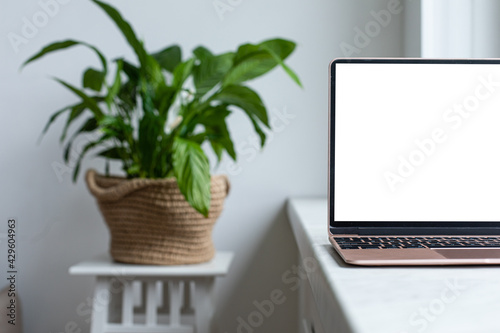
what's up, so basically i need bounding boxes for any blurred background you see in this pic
[1,0,500,332]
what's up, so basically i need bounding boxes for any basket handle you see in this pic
[222,174,231,195]
[85,169,153,202]
[87,169,231,201]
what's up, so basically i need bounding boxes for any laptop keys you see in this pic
[335,236,500,249]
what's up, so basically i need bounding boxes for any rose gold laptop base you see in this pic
[329,235,500,266]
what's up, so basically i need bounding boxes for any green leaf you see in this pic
[121,59,140,81]
[106,59,123,108]
[193,46,213,60]
[155,84,176,117]
[83,68,105,91]
[22,40,107,73]
[60,103,86,142]
[196,106,236,161]
[215,85,269,127]
[210,133,236,161]
[173,137,211,217]
[248,115,267,147]
[63,117,98,163]
[260,43,302,87]
[139,80,156,115]
[98,114,133,142]
[72,133,111,182]
[54,78,104,121]
[144,55,165,88]
[188,133,207,145]
[210,141,224,162]
[258,38,296,62]
[92,0,148,68]
[138,110,162,176]
[222,38,296,87]
[153,133,173,178]
[152,45,182,72]
[193,51,234,96]
[173,58,195,89]
[23,40,78,67]
[213,85,269,146]
[127,164,141,176]
[39,104,75,141]
[117,80,138,112]
[96,146,128,160]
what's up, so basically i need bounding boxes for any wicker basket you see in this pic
[85,169,230,265]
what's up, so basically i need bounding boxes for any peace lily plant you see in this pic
[23,0,301,217]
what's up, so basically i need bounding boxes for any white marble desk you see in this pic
[287,198,500,333]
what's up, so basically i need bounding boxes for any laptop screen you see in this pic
[330,58,500,230]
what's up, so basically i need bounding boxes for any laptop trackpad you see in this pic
[434,249,500,259]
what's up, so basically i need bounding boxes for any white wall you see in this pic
[403,0,421,57]
[421,0,500,58]
[0,0,404,332]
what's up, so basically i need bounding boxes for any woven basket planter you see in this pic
[85,169,230,265]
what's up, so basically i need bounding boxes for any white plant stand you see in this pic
[69,252,233,333]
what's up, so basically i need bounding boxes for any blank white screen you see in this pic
[334,62,500,221]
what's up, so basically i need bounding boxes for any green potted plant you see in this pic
[22,0,301,265]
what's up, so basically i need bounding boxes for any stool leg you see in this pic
[108,277,124,324]
[169,280,182,326]
[181,280,194,314]
[194,277,215,333]
[145,280,158,326]
[90,276,110,333]
[122,279,134,326]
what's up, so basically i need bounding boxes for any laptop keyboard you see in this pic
[334,236,500,250]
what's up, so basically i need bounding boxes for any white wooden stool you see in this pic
[69,252,233,333]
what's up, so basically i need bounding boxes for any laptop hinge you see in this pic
[330,227,358,234]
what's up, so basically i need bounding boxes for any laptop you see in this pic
[328,58,500,266]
